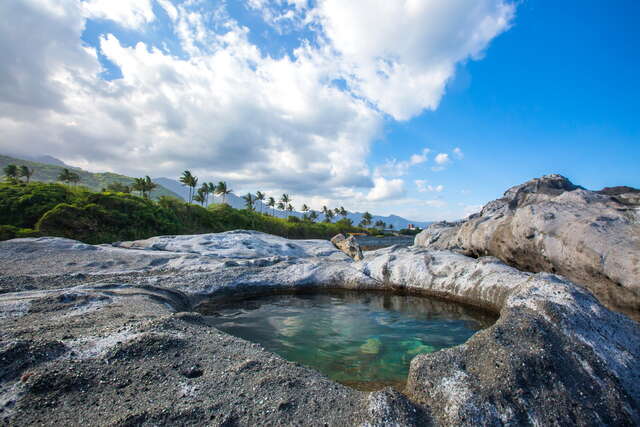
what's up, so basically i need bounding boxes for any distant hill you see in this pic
[0,154,182,200]
[155,177,432,230]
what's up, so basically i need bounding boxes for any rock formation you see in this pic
[331,233,364,261]
[415,174,640,320]
[1,230,638,425]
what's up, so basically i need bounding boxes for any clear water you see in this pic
[198,291,496,391]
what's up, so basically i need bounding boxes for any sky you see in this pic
[0,0,638,221]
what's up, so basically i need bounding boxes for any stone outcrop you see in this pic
[415,174,640,320]
[331,233,364,261]
[1,230,639,425]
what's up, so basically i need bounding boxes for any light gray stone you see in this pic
[1,230,639,425]
[415,174,640,320]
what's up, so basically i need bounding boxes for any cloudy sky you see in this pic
[1,1,638,221]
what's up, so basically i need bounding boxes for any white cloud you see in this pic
[313,0,515,120]
[83,0,155,29]
[0,0,514,220]
[415,180,444,193]
[377,148,430,177]
[366,177,405,201]
[453,147,464,159]
[434,153,450,165]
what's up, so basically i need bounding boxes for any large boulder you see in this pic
[1,231,639,425]
[415,174,640,320]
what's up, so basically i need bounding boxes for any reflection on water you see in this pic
[197,291,496,391]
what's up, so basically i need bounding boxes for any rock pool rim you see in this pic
[194,288,498,392]
[190,286,502,320]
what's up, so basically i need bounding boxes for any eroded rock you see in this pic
[0,230,638,425]
[415,174,640,319]
[331,233,364,261]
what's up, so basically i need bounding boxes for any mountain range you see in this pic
[0,154,181,200]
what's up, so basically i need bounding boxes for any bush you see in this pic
[0,182,368,244]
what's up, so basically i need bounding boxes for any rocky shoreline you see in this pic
[1,224,639,425]
[415,174,640,321]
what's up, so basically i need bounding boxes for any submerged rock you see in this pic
[415,174,640,319]
[331,233,364,261]
[0,230,638,425]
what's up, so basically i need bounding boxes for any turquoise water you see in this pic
[199,291,496,391]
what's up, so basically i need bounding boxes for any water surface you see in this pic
[199,291,496,391]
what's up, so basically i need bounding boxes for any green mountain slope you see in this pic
[0,154,181,200]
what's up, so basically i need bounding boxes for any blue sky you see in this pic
[1,0,638,221]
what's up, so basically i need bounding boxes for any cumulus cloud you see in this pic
[83,0,155,29]
[0,0,514,218]
[415,180,444,193]
[366,177,406,201]
[453,147,464,159]
[313,0,515,120]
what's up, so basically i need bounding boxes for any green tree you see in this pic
[193,191,205,206]
[3,164,19,184]
[324,209,334,223]
[267,196,276,216]
[105,182,131,193]
[242,193,256,211]
[339,206,348,219]
[255,191,266,213]
[287,203,294,215]
[375,220,385,229]
[198,183,211,205]
[19,166,34,184]
[309,210,318,223]
[276,201,285,217]
[57,168,80,185]
[207,182,217,204]
[216,181,232,204]
[179,171,198,203]
[362,211,373,227]
[280,194,291,215]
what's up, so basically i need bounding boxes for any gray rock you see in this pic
[415,174,640,320]
[0,230,639,425]
[331,233,364,261]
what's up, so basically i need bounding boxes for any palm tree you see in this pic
[3,164,19,184]
[193,191,205,206]
[277,201,285,217]
[57,168,80,185]
[362,211,373,228]
[287,203,294,215]
[321,205,329,219]
[207,182,217,204]
[242,193,256,211]
[375,220,385,229]
[216,181,232,204]
[143,176,157,198]
[132,177,145,197]
[324,209,334,223]
[267,196,276,216]
[301,204,310,221]
[339,206,348,219]
[179,171,198,203]
[198,183,210,205]
[255,191,266,213]
[280,194,291,215]
[19,166,34,184]
[334,207,341,216]
[309,210,318,223]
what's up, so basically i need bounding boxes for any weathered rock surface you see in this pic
[331,233,364,261]
[1,230,639,426]
[415,174,640,319]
